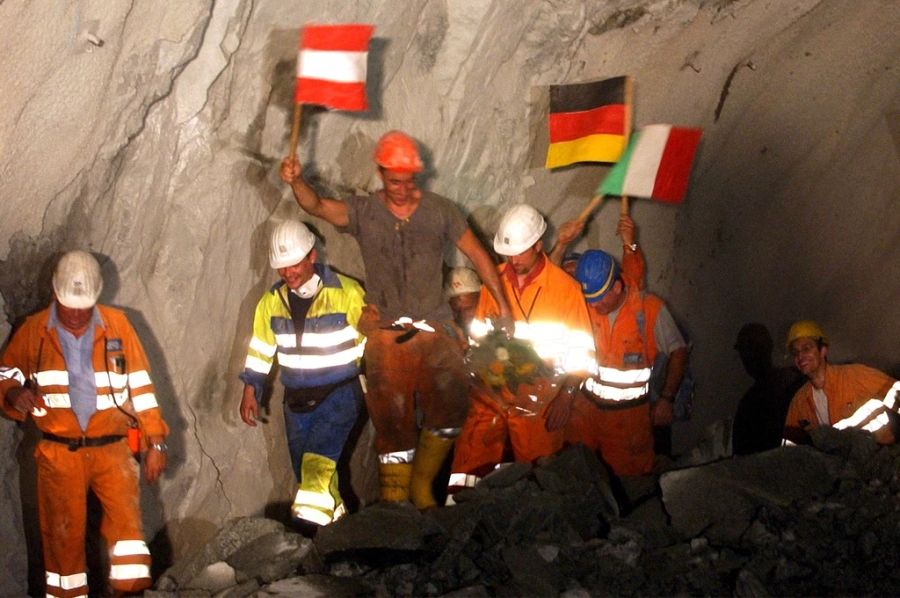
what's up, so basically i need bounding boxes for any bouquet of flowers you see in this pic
[466,329,551,395]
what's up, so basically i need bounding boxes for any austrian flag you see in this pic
[295,24,374,111]
[598,124,703,204]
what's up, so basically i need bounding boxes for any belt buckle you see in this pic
[68,436,85,451]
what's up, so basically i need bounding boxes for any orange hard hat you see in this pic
[373,130,423,173]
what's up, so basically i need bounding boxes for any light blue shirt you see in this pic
[49,303,102,431]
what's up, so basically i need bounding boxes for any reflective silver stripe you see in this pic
[96,371,127,387]
[379,449,415,464]
[293,505,333,526]
[0,366,26,385]
[46,571,87,590]
[128,370,152,388]
[447,472,480,488]
[596,365,652,385]
[96,394,116,410]
[112,540,150,557]
[277,345,363,370]
[131,391,159,412]
[428,427,460,439]
[244,355,271,374]
[584,377,649,402]
[332,503,347,522]
[109,563,150,581]
[35,370,68,386]
[42,393,72,408]
[293,488,335,511]
[833,399,885,430]
[249,336,277,357]
[882,382,900,410]
[276,325,359,349]
[862,412,890,433]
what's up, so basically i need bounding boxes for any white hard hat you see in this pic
[446,267,482,297]
[493,204,547,256]
[53,250,103,309]
[269,220,315,269]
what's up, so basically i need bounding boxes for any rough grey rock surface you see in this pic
[1,1,899,592]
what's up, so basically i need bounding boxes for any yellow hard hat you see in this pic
[785,320,828,349]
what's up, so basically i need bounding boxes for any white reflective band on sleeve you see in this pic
[249,336,278,357]
[584,377,649,402]
[862,412,890,433]
[128,370,152,388]
[276,325,359,349]
[96,394,116,410]
[293,489,336,511]
[45,571,87,590]
[447,473,481,488]
[298,49,367,84]
[882,382,900,410]
[379,449,415,464]
[277,345,363,370]
[428,427,460,439]
[42,393,72,408]
[596,366,652,385]
[833,399,884,430]
[131,391,159,412]
[96,371,127,388]
[109,563,150,581]
[244,355,272,374]
[35,370,68,386]
[0,366,26,384]
[112,540,150,557]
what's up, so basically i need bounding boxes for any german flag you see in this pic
[545,76,629,169]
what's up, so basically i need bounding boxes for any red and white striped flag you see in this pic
[295,24,374,111]
[598,124,703,204]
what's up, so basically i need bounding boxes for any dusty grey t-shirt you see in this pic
[343,191,467,322]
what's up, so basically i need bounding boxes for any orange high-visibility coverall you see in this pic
[567,285,664,476]
[451,255,594,477]
[784,363,896,444]
[0,304,168,597]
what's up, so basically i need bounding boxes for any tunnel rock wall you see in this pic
[1,0,898,580]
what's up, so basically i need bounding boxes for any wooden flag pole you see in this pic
[620,76,634,216]
[576,194,604,224]
[288,103,303,161]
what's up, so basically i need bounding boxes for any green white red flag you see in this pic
[598,124,703,203]
[295,24,373,111]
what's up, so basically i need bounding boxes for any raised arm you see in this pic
[279,156,350,227]
[548,219,586,266]
[456,228,511,320]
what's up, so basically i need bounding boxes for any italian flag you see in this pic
[295,24,374,111]
[598,124,703,203]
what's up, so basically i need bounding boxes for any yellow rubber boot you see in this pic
[410,430,455,510]
[328,467,346,522]
[379,462,412,502]
[292,453,338,526]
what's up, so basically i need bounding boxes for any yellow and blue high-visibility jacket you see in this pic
[240,264,365,400]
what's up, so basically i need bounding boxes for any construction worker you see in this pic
[783,320,898,445]
[732,323,804,455]
[239,220,365,527]
[448,204,595,495]
[569,249,688,476]
[0,250,168,596]
[445,266,482,333]
[280,130,512,509]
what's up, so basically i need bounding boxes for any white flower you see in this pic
[495,347,510,361]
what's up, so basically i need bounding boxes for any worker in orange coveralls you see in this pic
[281,130,512,510]
[0,250,168,597]
[447,204,595,499]
[783,320,898,445]
[570,249,688,476]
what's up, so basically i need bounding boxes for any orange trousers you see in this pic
[566,392,654,476]
[451,385,564,475]
[36,440,151,597]
[364,324,469,455]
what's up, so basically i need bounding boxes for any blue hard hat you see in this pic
[575,250,620,303]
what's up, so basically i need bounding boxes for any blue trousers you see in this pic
[283,379,363,480]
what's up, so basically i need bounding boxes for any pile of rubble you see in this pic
[149,428,900,597]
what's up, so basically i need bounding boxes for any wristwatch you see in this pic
[625,243,638,252]
[150,442,168,454]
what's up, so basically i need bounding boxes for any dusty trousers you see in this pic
[36,439,152,597]
[363,323,469,457]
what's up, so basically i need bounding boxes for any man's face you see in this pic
[589,280,624,316]
[449,292,480,329]
[56,302,93,335]
[789,337,826,377]
[505,242,543,277]
[277,249,316,290]
[379,169,418,205]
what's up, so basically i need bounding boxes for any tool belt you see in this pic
[42,432,125,452]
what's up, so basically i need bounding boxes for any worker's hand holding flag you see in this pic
[295,23,374,111]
